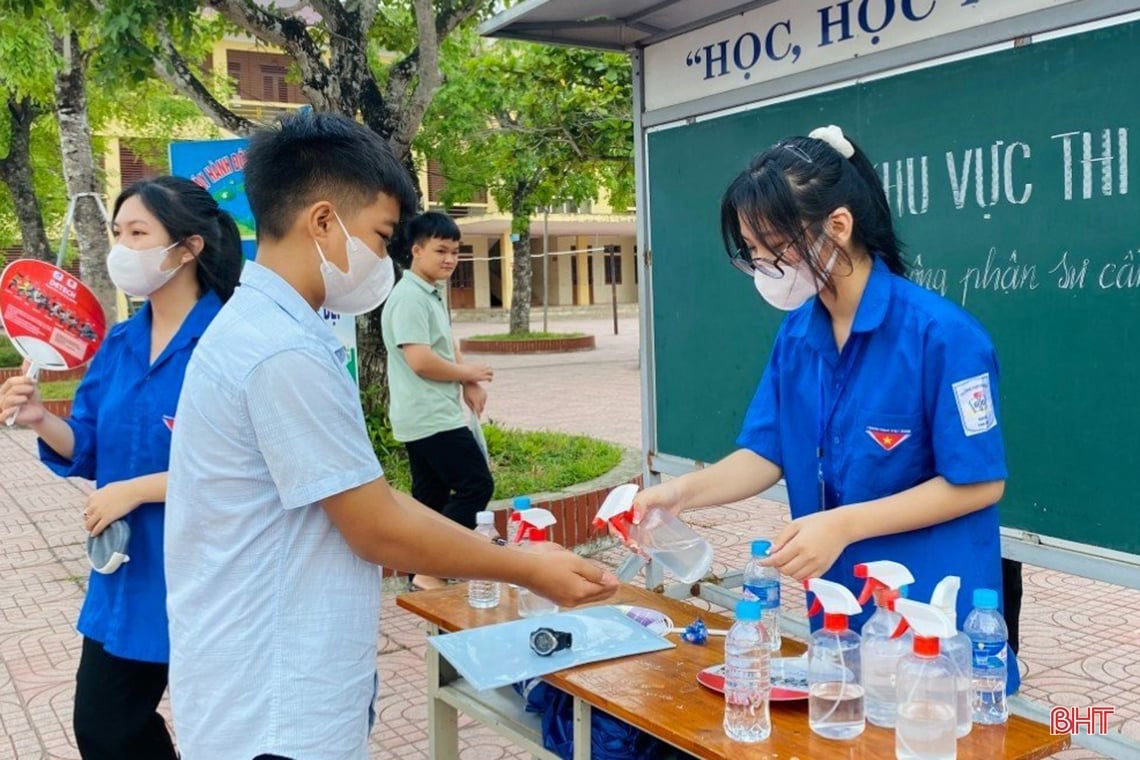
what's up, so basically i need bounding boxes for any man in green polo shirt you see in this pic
[382,212,495,590]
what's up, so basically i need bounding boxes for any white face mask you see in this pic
[315,213,395,315]
[753,238,839,311]
[106,241,183,298]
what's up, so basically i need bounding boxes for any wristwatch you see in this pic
[529,627,573,657]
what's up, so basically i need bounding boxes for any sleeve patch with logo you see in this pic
[952,372,997,437]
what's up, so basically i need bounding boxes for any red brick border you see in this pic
[459,335,596,354]
[0,366,87,382]
[43,400,73,418]
[381,472,642,579]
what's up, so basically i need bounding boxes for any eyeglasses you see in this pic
[728,241,792,279]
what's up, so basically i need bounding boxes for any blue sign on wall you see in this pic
[169,138,256,255]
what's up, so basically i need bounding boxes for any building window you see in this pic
[426,158,488,206]
[261,65,289,102]
[225,50,306,104]
[603,245,623,285]
[453,245,475,290]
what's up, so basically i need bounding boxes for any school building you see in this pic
[98,35,639,312]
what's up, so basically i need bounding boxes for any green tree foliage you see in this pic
[418,38,633,332]
[77,0,496,405]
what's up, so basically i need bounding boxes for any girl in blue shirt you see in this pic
[631,125,1019,693]
[0,176,242,758]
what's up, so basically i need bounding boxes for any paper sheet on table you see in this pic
[428,605,675,691]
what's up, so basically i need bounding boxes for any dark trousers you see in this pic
[1002,558,1023,654]
[405,426,494,530]
[74,637,176,760]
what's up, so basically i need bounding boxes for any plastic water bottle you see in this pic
[468,511,501,609]
[506,496,531,589]
[742,540,781,653]
[516,527,559,617]
[963,588,1008,725]
[508,496,531,543]
[723,600,771,742]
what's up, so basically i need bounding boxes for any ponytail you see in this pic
[844,141,907,276]
[200,209,244,301]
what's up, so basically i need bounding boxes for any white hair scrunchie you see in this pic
[809,124,855,159]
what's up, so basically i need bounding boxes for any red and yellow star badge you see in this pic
[866,427,911,451]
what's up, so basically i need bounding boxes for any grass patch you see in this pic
[466,331,586,342]
[366,413,621,498]
[38,379,80,400]
[0,335,21,368]
[483,425,622,498]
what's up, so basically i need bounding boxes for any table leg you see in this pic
[426,623,460,760]
[572,697,592,760]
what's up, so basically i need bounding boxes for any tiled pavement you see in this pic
[1,310,1137,759]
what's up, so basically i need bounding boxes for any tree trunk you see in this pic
[53,31,114,321]
[0,96,52,261]
[509,200,533,335]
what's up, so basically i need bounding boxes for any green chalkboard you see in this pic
[648,19,1140,556]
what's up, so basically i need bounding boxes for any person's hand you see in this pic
[607,481,684,556]
[463,363,494,383]
[84,481,143,536]
[0,373,45,426]
[521,548,619,608]
[463,382,487,417]
[629,481,683,523]
[761,510,853,581]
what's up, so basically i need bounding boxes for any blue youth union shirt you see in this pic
[738,257,1019,693]
[39,290,222,664]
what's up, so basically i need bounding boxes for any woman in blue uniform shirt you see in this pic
[0,176,242,757]
[631,125,1019,693]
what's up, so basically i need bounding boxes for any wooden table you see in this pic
[397,584,1069,760]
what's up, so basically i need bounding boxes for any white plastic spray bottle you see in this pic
[592,483,712,583]
[803,578,865,740]
[893,599,958,760]
[929,576,973,738]
[855,560,915,728]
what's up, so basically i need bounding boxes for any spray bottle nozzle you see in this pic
[522,525,548,542]
[803,578,862,631]
[592,484,639,541]
[511,508,556,543]
[853,560,915,606]
[929,575,962,628]
[892,599,954,656]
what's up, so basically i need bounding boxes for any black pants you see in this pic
[1002,558,1023,654]
[405,426,494,530]
[74,637,176,760]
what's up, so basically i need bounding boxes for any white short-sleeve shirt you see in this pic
[166,261,383,759]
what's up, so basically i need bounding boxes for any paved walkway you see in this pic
[1,312,1137,758]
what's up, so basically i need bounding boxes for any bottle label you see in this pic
[971,641,1007,670]
[743,582,780,610]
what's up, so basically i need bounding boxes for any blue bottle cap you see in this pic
[973,588,999,610]
[750,539,771,557]
[512,496,531,510]
[735,600,762,621]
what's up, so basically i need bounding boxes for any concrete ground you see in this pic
[0,309,1136,758]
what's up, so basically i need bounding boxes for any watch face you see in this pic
[531,629,557,655]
